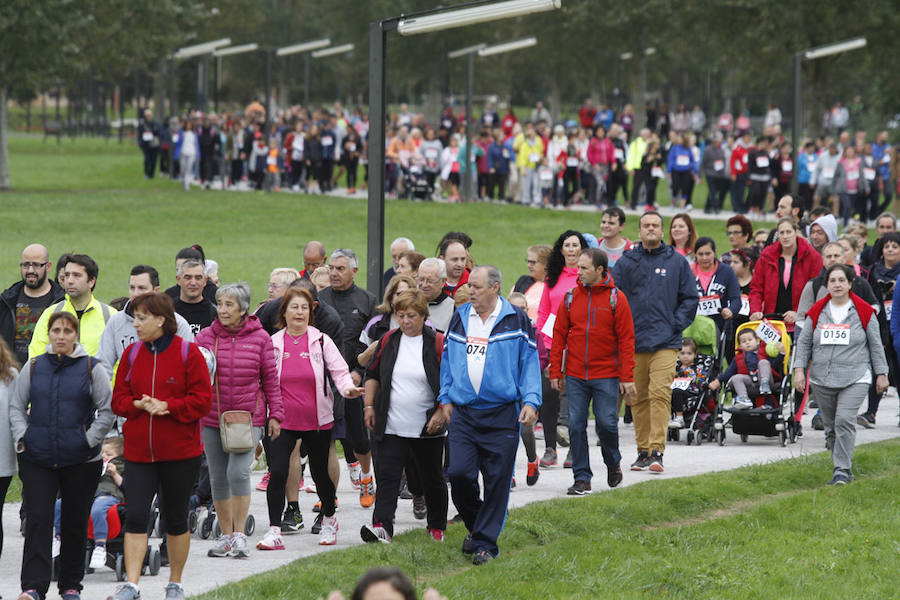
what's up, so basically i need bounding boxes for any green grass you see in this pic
[3,134,767,308]
[192,439,900,599]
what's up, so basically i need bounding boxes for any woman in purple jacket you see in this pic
[195,283,284,560]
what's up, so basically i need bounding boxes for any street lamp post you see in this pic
[790,37,867,195]
[310,44,355,107]
[276,39,331,108]
[212,44,259,113]
[367,0,561,296]
[172,38,231,112]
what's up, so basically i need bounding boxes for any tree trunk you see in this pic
[0,86,10,190]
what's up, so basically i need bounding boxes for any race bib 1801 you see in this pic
[755,319,781,344]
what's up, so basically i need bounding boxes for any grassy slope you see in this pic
[193,439,900,600]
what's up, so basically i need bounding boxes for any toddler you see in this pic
[670,337,709,428]
[709,329,783,409]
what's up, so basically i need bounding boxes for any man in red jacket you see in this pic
[549,248,636,495]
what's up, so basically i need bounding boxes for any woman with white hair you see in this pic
[194,283,284,559]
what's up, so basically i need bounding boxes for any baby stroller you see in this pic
[668,315,725,445]
[400,164,433,200]
[50,503,161,582]
[188,457,256,539]
[716,317,799,446]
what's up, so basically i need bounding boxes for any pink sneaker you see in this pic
[256,472,270,491]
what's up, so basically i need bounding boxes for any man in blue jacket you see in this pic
[612,211,699,473]
[439,265,541,566]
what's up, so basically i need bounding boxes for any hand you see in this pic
[793,368,806,394]
[342,386,365,399]
[425,411,445,434]
[519,404,537,427]
[350,371,362,386]
[708,379,720,391]
[749,312,764,321]
[106,462,118,476]
[364,408,375,432]
[783,311,797,324]
[268,418,281,440]
[147,399,170,416]
[441,403,454,423]
[721,308,733,320]
[550,378,562,391]
[876,374,889,395]
[619,382,636,397]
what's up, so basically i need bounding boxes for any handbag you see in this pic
[215,338,259,453]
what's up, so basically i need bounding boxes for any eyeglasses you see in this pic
[20,262,48,270]
[726,230,743,236]
[526,260,538,266]
[267,282,286,290]
[416,277,440,286]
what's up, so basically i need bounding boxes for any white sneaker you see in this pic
[207,533,232,557]
[304,480,317,494]
[360,523,392,544]
[52,536,61,559]
[256,526,284,551]
[733,396,753,410]
[231,532,250,558]
[669,415,685,429]
[318,516,338,546]
[89,544,107,569]
[348,461,361,490]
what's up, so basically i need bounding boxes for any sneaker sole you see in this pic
[281,525,304,534]
[857,416,875,429]
[232,550,250,559]
[566,490,588,496]
[538,460,557,468]
[318,538,337,546]
[207,550,232,557]
[360,526,390,544]
[648,464,664,473]
[255,543,285,551]
[631,465,648,471]
[526,477,539,486]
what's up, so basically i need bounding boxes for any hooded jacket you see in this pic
[10,343,115,469]
[749,236,823,317]
[0,280,66,364]
[807,214,838,245]
[548,274,635,382]
[612,242,699,352]
[28,294,117,359]
[112,335,213,463]
[195,316,284,429]
[97,299,194,380]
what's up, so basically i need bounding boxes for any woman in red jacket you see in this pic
[749,217,823,331]
[194,283,283,559]
[110,293,213,600]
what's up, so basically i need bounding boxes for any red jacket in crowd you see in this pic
[548,274,636,382]
[112,335,213,463]
[579,106,597,128]
[749,236,823,318]
[730,144,749,176]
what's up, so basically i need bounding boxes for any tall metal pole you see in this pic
[264,50,272,129]
[214,55,220,113]
[304,53,310,108]
[168,58,176,118]
[367,21,391,297]
[463,51,474,202]
[791,52,801,196]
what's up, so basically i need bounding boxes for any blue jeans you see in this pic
[566,376,621,483]
[55,494,119,541]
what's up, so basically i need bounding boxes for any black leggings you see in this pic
[345,159,359,189]
[267,429,335,525]
[124,457,201,535]
[0,475,9,558]
[540,374,559,449]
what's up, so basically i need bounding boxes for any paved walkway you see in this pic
[3,393,898,599]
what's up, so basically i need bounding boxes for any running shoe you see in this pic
[648,451,664,473]
[427,528,444,542]
[281,507,304,534]
[61,591,81,600]
[255,472,270,491]
[526,459,540,486]
[412,495,427,520]
[319,516,338,546]
[563,450,573,469]
[811,412,824,430]
[669,415,685,429]
[105,583,140,600]
[312,498,338,513]
[827,472,850,486]
[534,422,544,440]
[164,582,185,600]
[18,591,41,600]
[303,480,317,494]
[359,476,375,508]
[607,464,623,488]
[347,461,362,490]
[256,526,285,551]
[360,523,391,544]
[207,534,232,557]
[733,396,753,410]
[472,549,494,565]
[462,533,475,554]
[310,512,324,534]
[566,480,592,495]
[556,426,570,447]
[630,452,650,471]
[857,412,876,429]
[231,532,250,558]
[89,544,107,569]
[539,448,558,468]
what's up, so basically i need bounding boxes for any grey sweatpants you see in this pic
[203,426,264,500]
[810,382,868,473]
[729,358,773,398]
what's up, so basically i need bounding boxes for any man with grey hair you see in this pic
[173,259,217,335]
[416,257,454,333]
[701,132,729,214]
[383,237,415,289]
[0,243,65,364]
[439,265,541,565]
[318,249,377,510]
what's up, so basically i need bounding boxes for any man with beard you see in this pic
[0,244,65,364]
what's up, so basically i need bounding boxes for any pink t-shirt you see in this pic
[841,157,860,194]
[695,266,715,293]
[279,333,332,431]
[782,259,793,289]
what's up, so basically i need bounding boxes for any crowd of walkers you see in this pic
[136,98,899,223]
[4,189,900,599]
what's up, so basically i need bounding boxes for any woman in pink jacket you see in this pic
[194,283,284,560]
[258,287,362,550]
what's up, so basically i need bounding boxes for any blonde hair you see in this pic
[454,285,471,306]
[310,266,330,290]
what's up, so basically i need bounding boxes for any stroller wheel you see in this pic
[149,547,161,576]
[779,429,787,447]
[115,554,126,582]
[694,431,703,446]
[716,429,726,446]
[685,430,694,446]
[189,510,199,534]
[199,514,214,539]
[213,517,222,539]
[740,433,748,443]
[245,514,256,536]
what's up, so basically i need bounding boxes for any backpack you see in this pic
[124,338,190,382]
[564,286,617,315]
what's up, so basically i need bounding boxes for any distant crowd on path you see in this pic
[136,95,899,221]
[4,190,900,599]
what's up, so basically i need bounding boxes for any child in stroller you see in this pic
[708,328,785,408]
[669,337,713,431]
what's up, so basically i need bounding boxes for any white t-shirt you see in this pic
[466,299,501,395]
[386,334,434,437]
[180,131,197,158]
[828,300,850,324]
